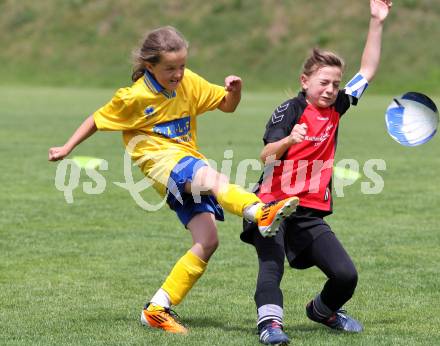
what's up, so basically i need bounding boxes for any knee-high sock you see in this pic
[216,184,261,217]
[161,250,207,306]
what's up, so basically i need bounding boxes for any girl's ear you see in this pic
[144,62,154,74]
[300,74,308,91]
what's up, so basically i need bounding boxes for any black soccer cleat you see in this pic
[306,301,363,333]
[258,320,290,345]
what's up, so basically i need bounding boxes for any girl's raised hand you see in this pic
[371,0,392,22]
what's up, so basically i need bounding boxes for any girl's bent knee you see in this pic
[204,238,219,254]
[334,266,358,289]
[195,237,219,257]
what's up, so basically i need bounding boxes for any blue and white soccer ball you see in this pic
[385,92,439,146]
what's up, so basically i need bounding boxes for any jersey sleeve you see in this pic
[187,70,227,115]
[335,72,369,116]
[263,100,297,144]
[334,91,352,116]
[93,87,140,131]
[344,73,369,105]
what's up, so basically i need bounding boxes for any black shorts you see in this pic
[241,206,332,269]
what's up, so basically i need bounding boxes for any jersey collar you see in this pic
[143,70,176,99]
[297,91,308,107]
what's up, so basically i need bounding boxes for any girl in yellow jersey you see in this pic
[48,26,298,334]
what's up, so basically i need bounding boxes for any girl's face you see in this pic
[300,66,342,108]
[146,48,187,91]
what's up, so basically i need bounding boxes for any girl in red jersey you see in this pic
[241,1,392,344]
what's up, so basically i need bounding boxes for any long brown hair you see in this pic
[131,26,189,82]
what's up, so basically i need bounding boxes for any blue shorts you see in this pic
[166,156,224,227]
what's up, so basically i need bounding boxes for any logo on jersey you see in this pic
[153,116,191,142]
[271,103,289,124]
[305,124,334,146]
[144,106,155,117]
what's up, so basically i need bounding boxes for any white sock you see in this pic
[243,202,263,222]
[150,288,171,308]
[257,304,283,327]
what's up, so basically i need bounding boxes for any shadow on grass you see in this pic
[184,316,256,333]
[289,323,323,333]
[367,318,398,326]
[289,323,367,337]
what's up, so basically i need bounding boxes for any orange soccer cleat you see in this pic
[256,197,299,237]
[140,303,188,335]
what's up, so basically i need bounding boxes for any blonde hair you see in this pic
[131,26,189,82]
[302,48,345,76]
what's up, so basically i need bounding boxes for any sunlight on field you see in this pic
[0,87,439,345]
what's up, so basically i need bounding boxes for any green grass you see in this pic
[1,86,440,345]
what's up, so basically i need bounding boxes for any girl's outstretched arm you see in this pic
[359,0,392,82]
[48,115,97,161]
[218,75,242,113]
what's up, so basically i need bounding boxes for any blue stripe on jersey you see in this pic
[144,71,176,99]
[153,116,191,138]
[344,73,369,100]
[346,73,363,87]
[144,70,163,93]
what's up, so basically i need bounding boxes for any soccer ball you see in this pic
[385,92,439,146]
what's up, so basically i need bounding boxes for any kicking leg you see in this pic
[189,165,299,237]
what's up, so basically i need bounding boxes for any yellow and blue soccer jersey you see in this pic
[93,68,227,195]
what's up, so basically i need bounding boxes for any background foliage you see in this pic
[0,0,439,92]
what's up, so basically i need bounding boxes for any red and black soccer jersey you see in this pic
[257,90,357,213]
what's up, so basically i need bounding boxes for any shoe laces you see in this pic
[270,320,283,330]
[261,200,279,210]
[164,307,185,324]
[165,307,180,318]
[334,309,347,318]
[145,304,182,322]
[327,309,348,325]
[259,320,284,340]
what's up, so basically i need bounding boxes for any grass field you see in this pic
[1,86,439,345]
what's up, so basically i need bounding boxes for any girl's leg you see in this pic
[253,225,290,344]
[303,232,362,332]
[253,227,286,320]
[307,232,358,312]
[187,165,299,236]
[156,213,218,307]
[186,165,260,217]
[187,212,219,261]
[142,213,218,334]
